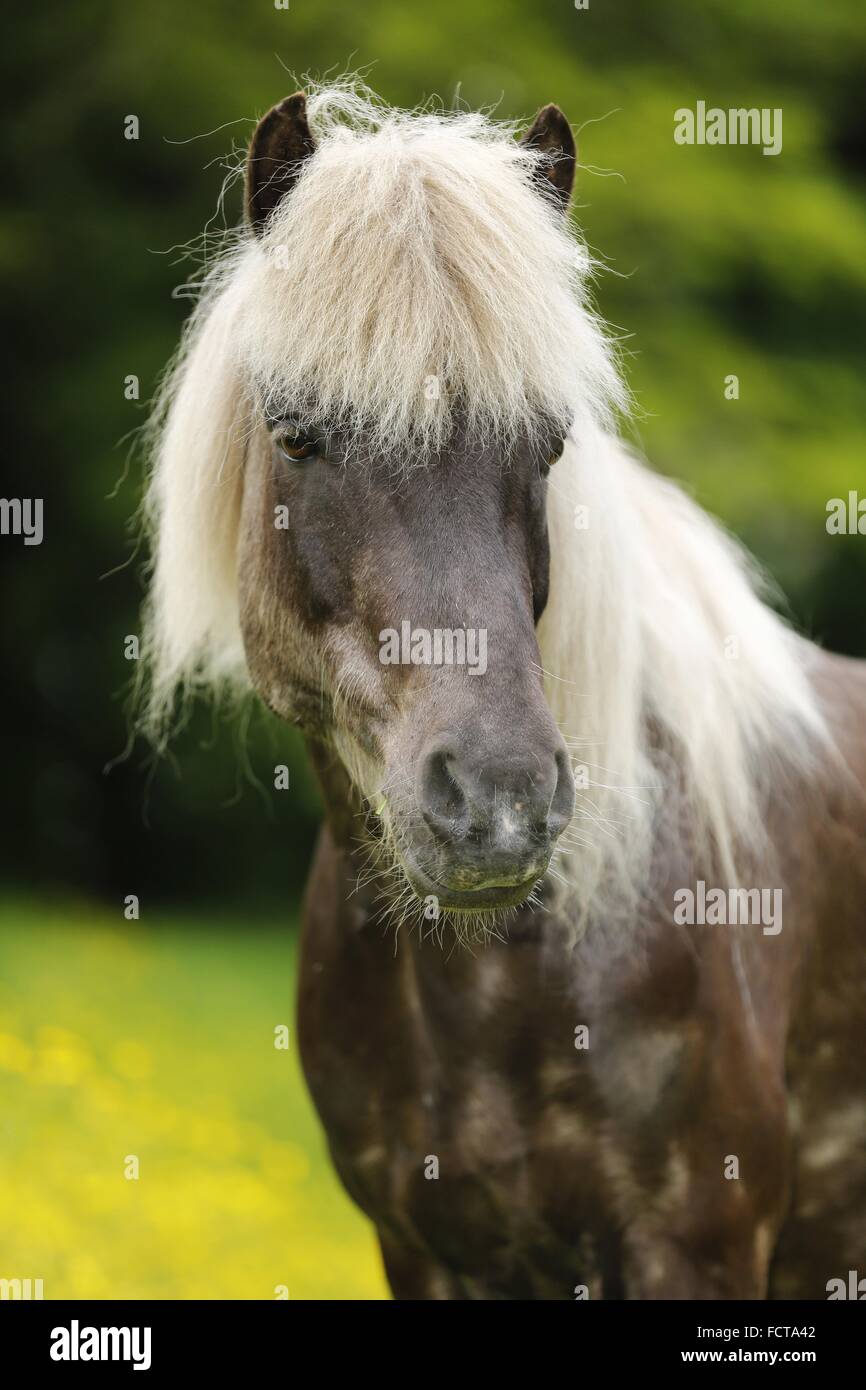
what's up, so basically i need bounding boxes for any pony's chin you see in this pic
[400,857,542,913]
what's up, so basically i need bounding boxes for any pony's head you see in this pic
[143,83,627,918]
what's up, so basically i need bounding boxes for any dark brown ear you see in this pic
[520,104,576,210]
[246,92,316,235]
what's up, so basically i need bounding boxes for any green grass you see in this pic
[0,901,388,1300]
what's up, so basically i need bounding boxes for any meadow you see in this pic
[0,902,387,1299]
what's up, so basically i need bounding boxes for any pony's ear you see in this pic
[246,92,316,235]
[520,104,576,210]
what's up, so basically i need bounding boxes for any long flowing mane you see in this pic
[143,80,829,925]
[540,428,828,922]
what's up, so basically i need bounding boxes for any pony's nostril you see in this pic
[418,739,573,855]
[419,749,470,840]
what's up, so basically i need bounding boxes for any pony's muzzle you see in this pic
[413,735,575,898]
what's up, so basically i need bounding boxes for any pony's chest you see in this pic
[300,931,629,1291]
[336,1067,606,1293]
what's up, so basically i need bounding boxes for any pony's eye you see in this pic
[275,429,318,462]
[548,439,566,467]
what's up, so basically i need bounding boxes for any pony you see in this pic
[142,81,866,1299]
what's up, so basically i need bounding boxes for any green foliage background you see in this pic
[3,0,865,909]
[1,0,864,1298]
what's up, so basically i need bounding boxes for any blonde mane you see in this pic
[540,424,828,922]
[142,82,625,733]
[143,81,828,924]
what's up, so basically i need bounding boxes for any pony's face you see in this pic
[235,92,579,914]
[238,408,575,912]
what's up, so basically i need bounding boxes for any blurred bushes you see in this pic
[3,0,865,909]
